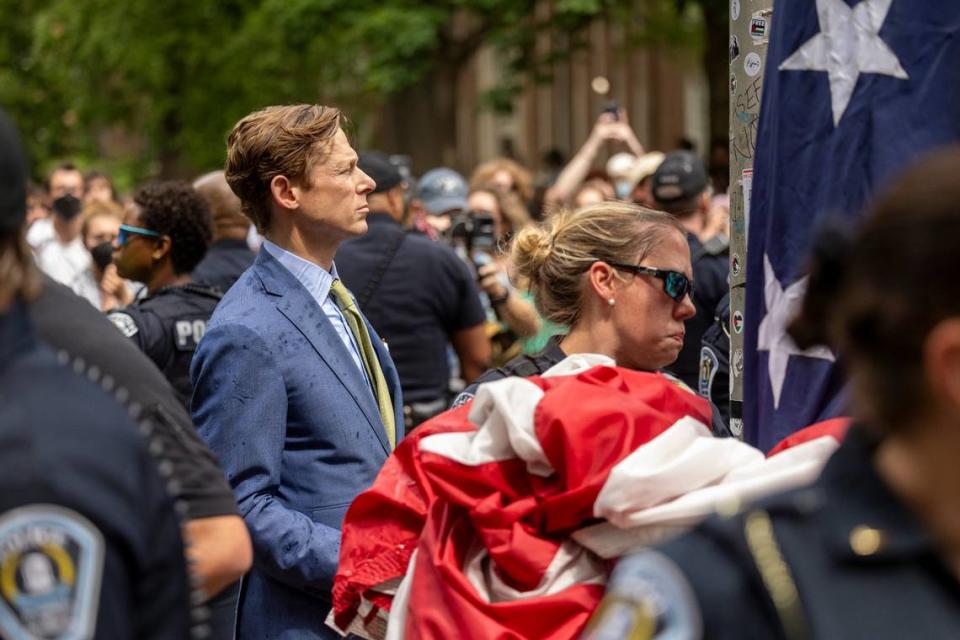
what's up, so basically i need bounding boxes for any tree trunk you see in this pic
[701,0,729,147]
[376,59,461,175]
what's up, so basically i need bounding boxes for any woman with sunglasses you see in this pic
[452,201,728,434]
[588,148,960,639]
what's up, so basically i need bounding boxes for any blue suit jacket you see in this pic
[191,249,404,639]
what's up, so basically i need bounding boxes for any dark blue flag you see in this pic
[744,0,960,450]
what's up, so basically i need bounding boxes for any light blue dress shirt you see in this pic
[261,239,369,384]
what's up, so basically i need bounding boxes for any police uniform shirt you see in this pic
[668,233,728,390]
[699,292,731,425]
[191,238,256,294]
[108,283,223,409]
[0,303,190,638]
[336,213,486,404]
[587,426,960,639]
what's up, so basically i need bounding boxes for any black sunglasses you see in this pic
[605,261,695,303]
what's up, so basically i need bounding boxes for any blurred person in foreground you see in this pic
[107,181,220,409]
[0,109,194,638]
[652,150,729,392]
[191,104,403,639]
[454,201,728,435]
[337,152,489,429]
[192,170,257,293]
[27,162,90,285]
[71,200,134,311]
[587,147,960,640]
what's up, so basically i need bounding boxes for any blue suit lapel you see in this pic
[254,250,392,454]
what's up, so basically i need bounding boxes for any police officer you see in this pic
[652,150,728,392]
[699,292,730,425]
[586,149,960,639]
[0,110,192,638]
[108,181,221,408]
[336,153,489,428]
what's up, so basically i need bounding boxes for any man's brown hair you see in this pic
[225,104,343,233]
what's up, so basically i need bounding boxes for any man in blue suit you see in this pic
[191,104,404,639]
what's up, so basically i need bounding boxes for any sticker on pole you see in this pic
[744,52,762,77]
[731,0,741,21]
[750,12,768,42]
[729,35,740,63]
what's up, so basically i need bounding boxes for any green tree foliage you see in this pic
[0,0,711,184]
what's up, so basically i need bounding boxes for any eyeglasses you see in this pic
[117,224,162,246]
[605,261,695,303]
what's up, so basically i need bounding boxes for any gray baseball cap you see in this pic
[416,167,468,215]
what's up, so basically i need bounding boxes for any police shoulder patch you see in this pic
[107,312,139,338]
[699,345,720,400]
[583,549,702,640]
[0,505,104,640]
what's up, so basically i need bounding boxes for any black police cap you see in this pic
[652,150,708,204]
[359,151,403,194]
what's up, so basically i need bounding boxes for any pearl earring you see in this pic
[608,298,615,307]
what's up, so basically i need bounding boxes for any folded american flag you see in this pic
[330,356,845,639]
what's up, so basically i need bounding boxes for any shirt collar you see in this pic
[261,239,339,305]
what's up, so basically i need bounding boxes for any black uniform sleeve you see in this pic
[33,279,239,520]
[131,434,196,639]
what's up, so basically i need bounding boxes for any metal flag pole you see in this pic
[729,0,773,438]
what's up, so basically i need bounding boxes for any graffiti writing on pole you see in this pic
[732,77,761,163]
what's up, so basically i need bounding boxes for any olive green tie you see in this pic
[329,279,396,450]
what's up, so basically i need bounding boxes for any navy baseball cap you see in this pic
[652,150,708,204]
[416,168,468,215]
[0,110,27,232]
[359,151,404,194]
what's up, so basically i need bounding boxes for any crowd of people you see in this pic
[4,97,958,640]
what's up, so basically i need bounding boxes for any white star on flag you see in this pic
[779,0,908,126]
[757,255,835,409]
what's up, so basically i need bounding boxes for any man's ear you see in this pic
[270,175,299,212]
[152,235,172,263]
[587,261,621,305]
[923,318,960,411]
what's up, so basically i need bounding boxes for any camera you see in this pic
[447,210,497,265]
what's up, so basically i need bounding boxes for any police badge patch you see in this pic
[0,505,104,640]
[699,346,720,400]
[107,312,139,338]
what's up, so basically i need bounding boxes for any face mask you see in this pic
[90,241,114,270]
[614,180,633,201]
[52,194,82,221]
